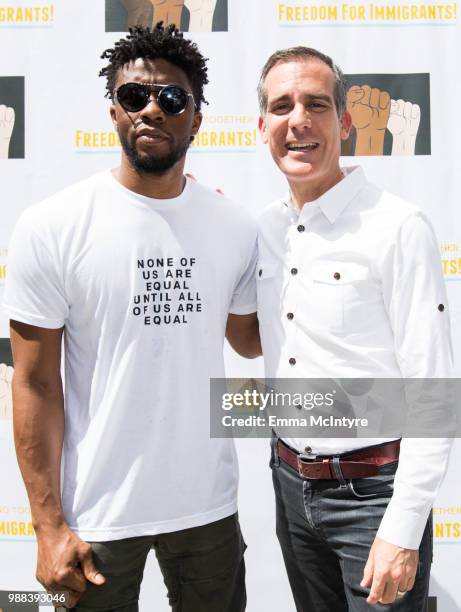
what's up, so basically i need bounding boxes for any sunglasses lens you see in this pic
[158,86,189,115]
[117,83,148,112]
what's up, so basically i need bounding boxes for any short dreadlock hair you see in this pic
[99,23,208,111]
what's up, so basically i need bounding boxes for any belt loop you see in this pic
[271,430,280,467]
[331,456,347,488]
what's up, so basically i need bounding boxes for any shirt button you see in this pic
[258,269,263,277]
[304,446,312,454]
[438,304,445,312]
[287,312,294,320]
[289,357,296,366]
[333,272,341,280]
[291,268,298,276]
[297,224,305,233]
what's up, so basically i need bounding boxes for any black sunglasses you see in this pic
[114,82,196,115]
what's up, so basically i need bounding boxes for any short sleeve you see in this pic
[229,236,257,316]
[2,210,68,329]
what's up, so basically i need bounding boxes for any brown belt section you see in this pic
[277,439,401,480]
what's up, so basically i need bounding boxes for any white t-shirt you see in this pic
[4,171,257,541]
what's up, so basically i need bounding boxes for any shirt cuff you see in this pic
[376,500,432,549]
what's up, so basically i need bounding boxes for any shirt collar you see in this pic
[282,166,367,224]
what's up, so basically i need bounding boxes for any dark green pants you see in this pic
[58,514,246,612]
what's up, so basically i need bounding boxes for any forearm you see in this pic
[13,378,66,532]
[226,315,262,359]
[355,128,386,156]
[0,138,10,159]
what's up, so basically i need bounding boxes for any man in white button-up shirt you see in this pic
[256,46,453,611]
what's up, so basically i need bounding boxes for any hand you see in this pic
[121,0,152,28]
[361,536,418,605]
[346,85,390,156]
[149,0,185,27]
[184,0,217,31]
[0,363,13,420]
[35,524,105,608]
[0,104,15,159]
[387,99,421,156]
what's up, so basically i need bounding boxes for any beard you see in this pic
[119,131,191,174]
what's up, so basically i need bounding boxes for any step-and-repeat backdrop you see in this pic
[0,1,460,610]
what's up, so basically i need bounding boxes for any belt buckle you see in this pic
[297,451,318,479]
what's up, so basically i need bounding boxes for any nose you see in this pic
[288,103,312,130]
[139,94,165,123]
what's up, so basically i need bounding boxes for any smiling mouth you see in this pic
[137,134,168,141]
[286,143,319,151]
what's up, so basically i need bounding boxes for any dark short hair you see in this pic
[257,46,347,117]
[99,23,208,111]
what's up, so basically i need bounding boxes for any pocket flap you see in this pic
[311,261,370,284]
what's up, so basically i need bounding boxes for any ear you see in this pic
[110,102,118,132]
[258,115,268,144]
[191,111,202,137]
[340,111,352,141]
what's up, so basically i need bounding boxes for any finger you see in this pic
[403,568,416,592]
[6,107,15,122]
[367,573,386,604]
[80,549,105,585]
[390,99,399,114]
[346,86,364,104]
[0,105,6,121]
[360,556,374,588]
[67,589,83,609]
[369,87,380,109]
[379,90,390,110]
[403,101,413,119]
[360,85,371,106]
[396,99,405,115]
[380,580,399,605]
[48,567,86,594]
[411,104,421,120]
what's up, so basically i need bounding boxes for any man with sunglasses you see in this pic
[4,24,259,612]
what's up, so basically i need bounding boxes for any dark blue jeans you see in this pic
[270,438,432,612]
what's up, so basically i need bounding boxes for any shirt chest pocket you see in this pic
[308,261,374,334]
[256,262,281,325]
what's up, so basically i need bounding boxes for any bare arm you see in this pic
[225,313,262,358]
[10,320,104,605]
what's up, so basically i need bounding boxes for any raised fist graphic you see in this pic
[149,0,185,27]
[0,104,15,160]
[346,85,390,156]
[121,0,152,28]
[0,363,13,420]
[185,0,217,31]
[387,99,421,156]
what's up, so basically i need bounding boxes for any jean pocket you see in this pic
[348,469,396,499]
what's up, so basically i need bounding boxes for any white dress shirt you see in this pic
[257,165,454,549]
